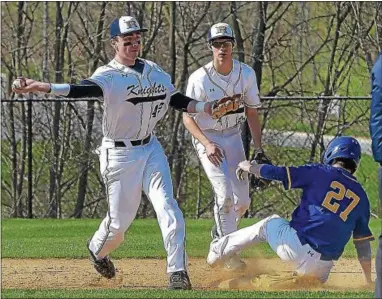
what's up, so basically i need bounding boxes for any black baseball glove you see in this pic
[251,148,274,190]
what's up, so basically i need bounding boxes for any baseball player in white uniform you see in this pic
[183,23,270,271]
[11,16,238,290]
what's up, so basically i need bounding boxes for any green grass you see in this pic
[2,218,380,259]
[1,289,373,298]
[1,219,379,298]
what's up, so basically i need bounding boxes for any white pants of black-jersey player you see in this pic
[88,135,187,274]
[207,215,334,283]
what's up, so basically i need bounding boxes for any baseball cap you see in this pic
[110,16,148,39]
[207,23,235,42]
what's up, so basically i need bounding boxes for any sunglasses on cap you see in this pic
[210,40,234,48]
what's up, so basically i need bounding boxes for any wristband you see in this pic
[50,83,71,96]
[195,101,206,113]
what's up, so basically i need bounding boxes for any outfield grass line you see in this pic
[2,218,380,259]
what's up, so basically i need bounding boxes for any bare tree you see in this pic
[1,2,379,218]
[47,2,77,218]
[73,2,107,218]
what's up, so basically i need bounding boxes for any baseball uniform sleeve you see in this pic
[353,218,374,242]
[282,164,318,190]
[151,62,178,96]
[88,67,113,102]
[353,199,374,242]
[244,69,261,108]
[186,74,205,102]
[162,70,177,96]
[185,73,206,117]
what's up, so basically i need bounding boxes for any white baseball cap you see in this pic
[109,16,148,39]
[207,23,235,42]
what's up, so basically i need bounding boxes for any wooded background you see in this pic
[1,1,381,219]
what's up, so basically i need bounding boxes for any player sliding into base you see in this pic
[207,136,374,285]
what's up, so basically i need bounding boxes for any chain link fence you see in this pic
[1,96,378,219]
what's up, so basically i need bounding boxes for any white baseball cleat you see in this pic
[207,237,230,268]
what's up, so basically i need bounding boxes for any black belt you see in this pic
[114,135,151,147]
[298,235,333,261]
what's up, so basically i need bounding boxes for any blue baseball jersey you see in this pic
[281,164,374,260]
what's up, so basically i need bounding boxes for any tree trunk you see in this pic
[230,2,245,63]
[377,2,382,50]
[169,44,189,192]
[42,1,49,81]
[309,3,350,162]
[251,1,267,89]
[48,1,64,218]
[74,2,107,218]
[167,2,177,171]
[12,1,26,217]
[242,1,268,159]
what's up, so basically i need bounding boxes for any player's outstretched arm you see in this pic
[236,161,287,182]
[12,77,103,98]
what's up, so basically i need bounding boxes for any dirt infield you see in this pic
[2,257,376,291]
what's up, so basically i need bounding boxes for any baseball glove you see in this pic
[251,148,274,190]
[211,94,242,119]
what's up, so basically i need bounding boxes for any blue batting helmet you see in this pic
[323,136,362,166]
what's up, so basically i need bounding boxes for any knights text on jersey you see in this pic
[186,59,261,131]
[88,59,176,140]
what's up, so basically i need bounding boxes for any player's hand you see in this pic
[12,77,49,94]
[236,160,252,181]
[205,142,224,167]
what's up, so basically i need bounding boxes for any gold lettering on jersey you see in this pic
[322,181,360,222]
[126,82,166,97]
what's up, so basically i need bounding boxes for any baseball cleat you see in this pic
[87,240,116,279]
[168,270,192,290]
[206,237,230,268]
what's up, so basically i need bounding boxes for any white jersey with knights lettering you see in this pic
[186,59,261,131]
[89,59,176,140]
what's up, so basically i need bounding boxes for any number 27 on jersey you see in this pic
[321,181,360,222]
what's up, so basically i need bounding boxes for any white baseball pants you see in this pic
[88,136,186,273]
[193,126,250,237]
[210,215,334,282]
